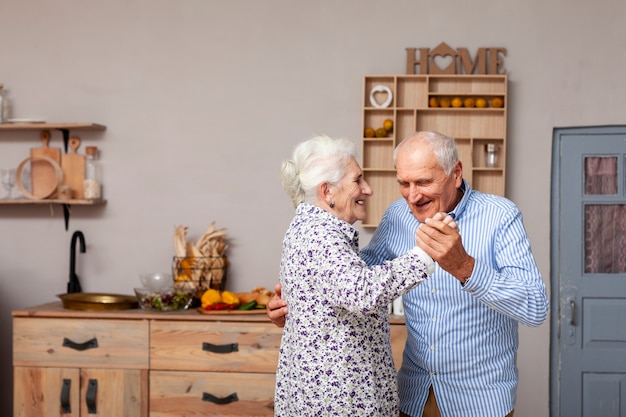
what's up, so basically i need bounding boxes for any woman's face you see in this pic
[330,157,373,224]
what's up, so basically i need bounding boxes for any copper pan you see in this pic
[57,293,139,311]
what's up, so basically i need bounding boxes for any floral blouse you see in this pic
[274,204,432,417]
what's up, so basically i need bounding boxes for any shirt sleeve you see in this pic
[320,227,431,313]
[461,207,549,327]
[360,206,393,267]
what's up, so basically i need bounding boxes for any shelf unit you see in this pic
[0,122,106,229]
[361,74,507,227]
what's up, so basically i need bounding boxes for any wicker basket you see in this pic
[172,256,228,297]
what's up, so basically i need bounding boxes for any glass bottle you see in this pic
[484,143,498,168]
[83,146,102,199]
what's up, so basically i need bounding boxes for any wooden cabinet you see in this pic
[12,304,408,417]
[361,74,507,226]
[149,320,281,416]
[13,317,149,417]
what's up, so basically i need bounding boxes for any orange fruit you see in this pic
[364,127,375,138]
[383,119,394,132]
[475,97,487,108]
[375,127,387,138]
[492,97,504,108]
[439,97,451,108]
[463,97,475,108]
[201,289,222,308]
[429,96,439,107]
[451,97,463,108]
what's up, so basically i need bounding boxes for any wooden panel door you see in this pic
[551,126,626,417]
[14,367,79,417]
[14,367,147,417]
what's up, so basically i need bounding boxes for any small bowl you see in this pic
[139,272,173,291]
[134,287,194,311]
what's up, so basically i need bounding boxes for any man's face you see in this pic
[395,140,462,223]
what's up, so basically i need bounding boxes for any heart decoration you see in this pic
[369,85,393,108]
[432,54,455,74]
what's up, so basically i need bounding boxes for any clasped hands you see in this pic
[416,212,474,284]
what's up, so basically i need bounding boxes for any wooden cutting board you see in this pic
[61,137,85,199]
[30,130,61,198]
[196,307,268,315]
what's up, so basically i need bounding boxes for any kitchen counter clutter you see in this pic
[12,302,408,417]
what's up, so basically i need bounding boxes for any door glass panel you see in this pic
[584,156,617,195]
[584,204,626,273]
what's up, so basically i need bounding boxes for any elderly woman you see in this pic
[274,135,435,417]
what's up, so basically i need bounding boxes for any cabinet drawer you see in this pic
[150,370,275,417]
[13,317,149,368]
[150,321,282,372]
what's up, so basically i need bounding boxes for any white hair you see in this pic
[393,131,458,175]
[281,135,356,208]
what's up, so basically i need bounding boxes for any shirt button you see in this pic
[430,372,436,377]
[430,345,435,350]
[432,317,436,322]
[431,288,436,294]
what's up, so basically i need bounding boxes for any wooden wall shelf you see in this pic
[361,74,507,227]
[0,122,107,229]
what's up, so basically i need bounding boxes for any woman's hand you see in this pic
[266,283,288,328]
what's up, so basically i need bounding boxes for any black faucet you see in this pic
[68,230,86,293]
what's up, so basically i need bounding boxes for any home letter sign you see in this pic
[406,42,507,75]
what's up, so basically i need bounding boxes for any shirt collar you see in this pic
[296,203,360,243]
[447,179,471,221]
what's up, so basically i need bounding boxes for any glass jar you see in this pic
[83,146,102,199]
[484,143,498,168]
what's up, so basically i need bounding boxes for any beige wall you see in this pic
[2,0,625,415]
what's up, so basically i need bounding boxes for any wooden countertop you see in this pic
[13,302,407,324]
[13,301,272,322]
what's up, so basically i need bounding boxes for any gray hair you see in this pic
[281,135,356,208]
[393,131,458,175]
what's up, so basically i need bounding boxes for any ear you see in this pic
[453,160,463,187]
[318,182,333,205]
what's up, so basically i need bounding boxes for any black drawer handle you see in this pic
[63,337,99,351]
[202,392,238,405]
[60,379,72,413]
[86,379,97,414]
[202,342,238,353]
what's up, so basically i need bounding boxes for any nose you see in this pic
[362,180,373,196]
[407,184,423,203]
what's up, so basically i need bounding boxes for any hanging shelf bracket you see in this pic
[57,128,70,153]
[63,203,71,231]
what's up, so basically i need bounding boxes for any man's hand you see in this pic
[416,212,475,284]
[266,283,288,328]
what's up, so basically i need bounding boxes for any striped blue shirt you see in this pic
[360,180,548,417]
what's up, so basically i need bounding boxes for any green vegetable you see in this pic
[238,300,257,310]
